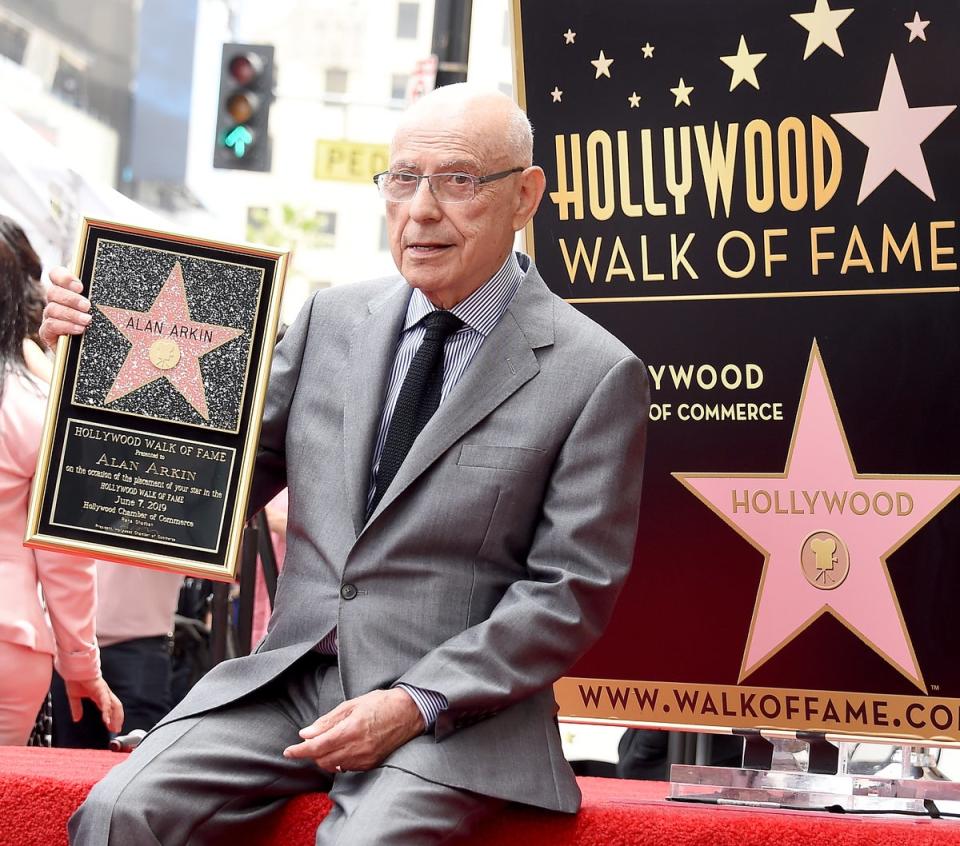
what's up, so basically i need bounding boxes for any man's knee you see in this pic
[69,724,192,845]
[69,765,155,846]
[317,768,501,845]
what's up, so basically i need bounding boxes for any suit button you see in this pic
[340,583,358,600]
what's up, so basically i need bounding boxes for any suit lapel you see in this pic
[343,280,410,536]
[363,265,556,529]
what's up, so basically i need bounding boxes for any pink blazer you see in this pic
[0,370,99,680]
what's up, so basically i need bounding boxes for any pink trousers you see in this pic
[0,642,52,745]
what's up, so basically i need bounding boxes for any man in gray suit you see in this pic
[42,84,649,844]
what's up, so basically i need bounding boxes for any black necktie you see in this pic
[369,310,463,517]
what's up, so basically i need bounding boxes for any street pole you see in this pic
[431,0,473,87]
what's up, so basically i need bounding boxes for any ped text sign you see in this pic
[314,139,390,184]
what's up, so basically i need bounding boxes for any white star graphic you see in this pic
[720,35,767,91]
[670,78,694,107]
[791,0,854,60]
[591,50,614,79]
[831,54,956,203]
[641,42,655,59]
[563,28,576,45]
[628,91,642,108]
[550,86,563,103]
[904,12,930,42]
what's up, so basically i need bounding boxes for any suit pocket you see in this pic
[457,444,545,473]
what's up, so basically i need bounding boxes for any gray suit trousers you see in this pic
[68,653,503,845]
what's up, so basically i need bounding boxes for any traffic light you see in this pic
[213,43,275,172]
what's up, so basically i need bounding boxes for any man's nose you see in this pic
[408,177,443,220]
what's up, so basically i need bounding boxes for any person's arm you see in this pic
[3,373,122,731]
[22,338,52,382]
[35,547,122,730]
[285,354,650,770]
[246,291,318,516]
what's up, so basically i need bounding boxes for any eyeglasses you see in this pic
[372,167,524,204]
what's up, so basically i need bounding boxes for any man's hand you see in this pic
[39,267,91,348]
[64,676,124,733]
[283,688,425,772]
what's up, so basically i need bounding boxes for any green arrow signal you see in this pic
[224,125,253,157]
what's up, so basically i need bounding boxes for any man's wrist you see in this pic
[394,683,448,733]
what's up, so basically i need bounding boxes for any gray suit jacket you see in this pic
[162,255,649,812]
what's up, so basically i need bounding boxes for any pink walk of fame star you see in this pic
[97,261,243,420]
[831,54,956,204]
[675,343,959,691]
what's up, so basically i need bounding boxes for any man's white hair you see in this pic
[401,83,534,166]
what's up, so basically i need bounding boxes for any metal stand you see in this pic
[209,581,231,666]
[209,510,281,663]
[670,736,960,815]
[235,519,260,656]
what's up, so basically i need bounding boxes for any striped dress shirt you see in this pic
[317,251,525,729]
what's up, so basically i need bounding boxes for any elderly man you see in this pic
[44,84,649,845]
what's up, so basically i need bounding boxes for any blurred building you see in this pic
[0,0,515,320]
[0,0,138,187]
[187,0,442,317]
[467,2,514,96]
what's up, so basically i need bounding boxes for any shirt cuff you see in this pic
[55,645,101,681]
[394,683,448,732]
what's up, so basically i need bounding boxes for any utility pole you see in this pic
[431,0,473,87]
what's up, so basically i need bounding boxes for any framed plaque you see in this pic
[25,218,288,581]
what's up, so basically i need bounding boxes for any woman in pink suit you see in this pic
[0,216,122,744]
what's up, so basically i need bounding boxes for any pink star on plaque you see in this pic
[831,54,956,203]
[675,343,959,691]
[97,261,243,420]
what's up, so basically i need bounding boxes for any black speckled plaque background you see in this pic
[73,240,263,433]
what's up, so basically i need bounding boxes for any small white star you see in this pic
[550,86,563,103]
[591,50,614,79]
[720,35,767,91]
[641,42,655,59]
[904,11,930,42]
[670,77,694,107]
[563,28,576,45]
[628,91,642,108]
[790,0,854,60]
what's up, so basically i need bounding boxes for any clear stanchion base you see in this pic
[670,763,960,815]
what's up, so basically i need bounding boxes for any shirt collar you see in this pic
[403,251,524,337]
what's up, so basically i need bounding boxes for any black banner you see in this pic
[515,0,960,741]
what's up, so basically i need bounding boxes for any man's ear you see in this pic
[512,166,547,231]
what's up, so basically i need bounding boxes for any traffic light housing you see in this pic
[214,43,275,171]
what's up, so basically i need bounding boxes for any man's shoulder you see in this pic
[314,274,405,309]
[296,275,407,327]
[524,265,637,367]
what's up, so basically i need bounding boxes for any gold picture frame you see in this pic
[25,218,288,581]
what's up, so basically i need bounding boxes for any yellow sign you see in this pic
[556,677,960,743]
[314,140,390,184]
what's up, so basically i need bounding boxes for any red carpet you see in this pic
[1,746,959,845]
